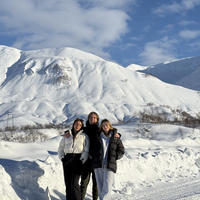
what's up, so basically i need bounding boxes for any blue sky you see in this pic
[0,0,200,67]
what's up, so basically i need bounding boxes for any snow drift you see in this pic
[0,123,200,200]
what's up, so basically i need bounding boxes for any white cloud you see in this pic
[181,0,200,9]
[130,37,141,40]
[179,30,200,39]
[189,40,200,48]
[159,24,174,34]
[152,0,200,16]
[139,37,177,66]
[179,20,196,26]
[0,0,134,60]
[143,25,151,32]
[83,0,135,9]
[153,2,182,16]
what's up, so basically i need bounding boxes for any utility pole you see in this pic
[7,114,9,127]
[11,113,14,127]
[7,113,14,128]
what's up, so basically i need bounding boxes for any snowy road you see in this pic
[111,179,200,200]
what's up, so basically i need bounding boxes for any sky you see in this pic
[0,0,200,67]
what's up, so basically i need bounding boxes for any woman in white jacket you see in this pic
[58,118,90,200]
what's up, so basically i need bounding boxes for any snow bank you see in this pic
[0,123,200,199]
[0,165,21,200]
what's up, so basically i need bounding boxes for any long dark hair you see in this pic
[72,118,84,130]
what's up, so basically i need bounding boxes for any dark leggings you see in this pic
[80,159,98,200]
[62,154,82,200]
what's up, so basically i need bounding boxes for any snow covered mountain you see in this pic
[0,45,200,127]
[137,56,200,91]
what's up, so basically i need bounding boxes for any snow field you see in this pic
[0,123,200,199]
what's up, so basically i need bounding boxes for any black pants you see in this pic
[62,154,83,200]
[80,158,98,200]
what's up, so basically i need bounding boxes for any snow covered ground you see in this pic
[0,122,200,200]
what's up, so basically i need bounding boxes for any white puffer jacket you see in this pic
[58,129,90,161]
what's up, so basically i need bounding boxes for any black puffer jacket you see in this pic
[91,129,124,173]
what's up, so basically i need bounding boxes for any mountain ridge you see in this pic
[0,45,200,126]
[137,55,200,91]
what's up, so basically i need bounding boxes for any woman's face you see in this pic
[102,122,110,133]
[73,121,82,131]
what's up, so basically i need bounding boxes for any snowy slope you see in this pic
[0,46,21,86]
[0,45,200,127]
[134,56,200,91]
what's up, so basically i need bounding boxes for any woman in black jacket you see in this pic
[92,119,124,200]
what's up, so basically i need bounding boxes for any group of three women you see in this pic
[58,111,125,200]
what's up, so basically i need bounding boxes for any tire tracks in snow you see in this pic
[112,179,200,200]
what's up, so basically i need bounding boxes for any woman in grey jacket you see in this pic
[58,118,90,200]
[92,119,124,200]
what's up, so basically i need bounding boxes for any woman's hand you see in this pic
[80,152,88,164]
[64,131,70,138]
